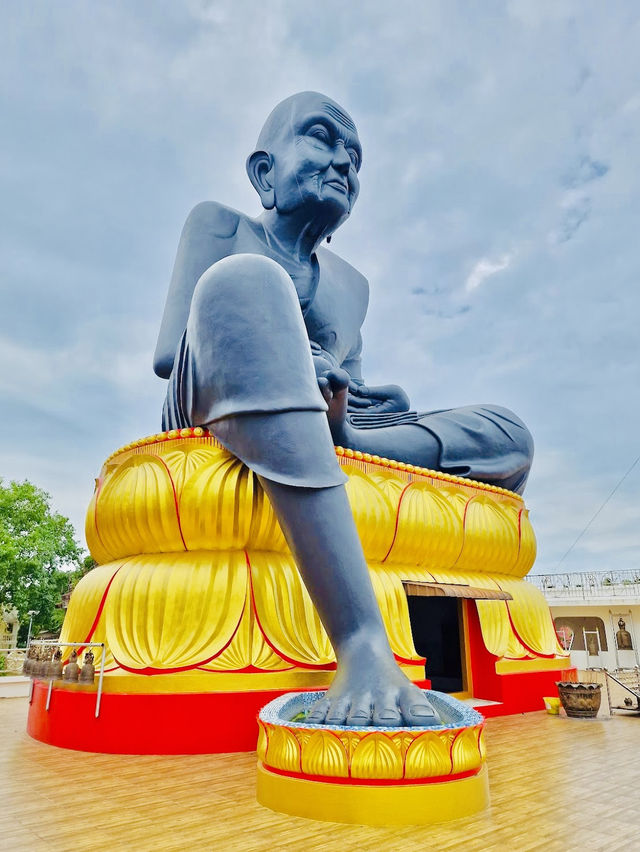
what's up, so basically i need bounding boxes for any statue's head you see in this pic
[619,618,626,629]
[247,92,361,234]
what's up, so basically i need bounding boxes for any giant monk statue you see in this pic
[153,92,533,727]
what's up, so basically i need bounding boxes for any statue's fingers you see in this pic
[325,368,350,391]
[347,394,373,408]
[317,376,333,404]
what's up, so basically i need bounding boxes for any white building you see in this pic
[529,570,640,672]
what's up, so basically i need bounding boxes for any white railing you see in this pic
[527,570,640,600]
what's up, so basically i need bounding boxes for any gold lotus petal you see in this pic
[179,452,253,551]
[58,561,125,657]
[456,496,519,573]
[256,721,269,762]
[249,551,334,666]
[512,508,537,577]
[478,727,487,762]
[351,733,403,780]
[104,551,247,670]
[404,730,453,778]
[451,726,483,774]
[389,481,465,569]
[301,730,349,778]
[498,577,563,657]
[343,465,396,561]
[369,564,420,661]
[93,454,185,560]
[265,725,301,773]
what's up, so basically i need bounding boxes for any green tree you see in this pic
[0,478,81,641]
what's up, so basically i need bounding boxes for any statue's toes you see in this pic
[346,697,373,726]
[399,688,440,727]
[372,696,402,727]
[306,696,330,724]
[324,697,351,726]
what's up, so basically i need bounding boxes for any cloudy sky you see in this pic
[1,0,639,576]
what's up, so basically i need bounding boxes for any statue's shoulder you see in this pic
[183,200,244,240]
[316,246,369,302]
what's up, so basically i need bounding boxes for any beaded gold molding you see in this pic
[105,429,521,501]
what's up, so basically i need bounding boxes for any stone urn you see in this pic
[556,682,602,718]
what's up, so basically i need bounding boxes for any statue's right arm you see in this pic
[153,201,241,378]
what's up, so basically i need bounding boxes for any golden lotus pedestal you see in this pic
[27,429,570,754]
[256,691,489,825]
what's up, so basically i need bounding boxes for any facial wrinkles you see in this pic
[281,99,360,211]
[321,101,357,134]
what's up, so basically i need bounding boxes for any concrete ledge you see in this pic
[0,676,30,698]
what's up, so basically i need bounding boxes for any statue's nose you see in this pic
[332,142,351,174]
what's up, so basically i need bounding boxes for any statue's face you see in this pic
[270,96,361,226]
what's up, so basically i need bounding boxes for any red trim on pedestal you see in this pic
[262,764,481,786]
[27,681,290,754]
[26,677,433,755]
[465,600,576,716]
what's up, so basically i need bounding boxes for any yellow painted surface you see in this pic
[258,718,485,781]
[60,434,565,684]
[495,657,572,675]
[256,762,490,825]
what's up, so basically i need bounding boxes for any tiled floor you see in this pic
[2,697,639,851]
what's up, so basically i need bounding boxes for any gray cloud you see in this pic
[1,0,638,575]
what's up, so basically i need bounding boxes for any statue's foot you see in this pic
[306,647,440,727]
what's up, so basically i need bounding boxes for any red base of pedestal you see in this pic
[26,679,433,754]
[470,667,577,718]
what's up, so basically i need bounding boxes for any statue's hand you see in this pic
[317,368,350,442]
[310,340,339,377]
[348,382,410,414]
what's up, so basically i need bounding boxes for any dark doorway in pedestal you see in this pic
[407,596,464,693]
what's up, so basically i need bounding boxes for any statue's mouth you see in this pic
[324,179,348,195]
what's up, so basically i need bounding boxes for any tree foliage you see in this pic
[0,478,81,639]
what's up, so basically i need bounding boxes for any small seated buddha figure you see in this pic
[63,650,80,682]
[153,92,534,727]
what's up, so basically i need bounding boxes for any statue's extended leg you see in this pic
[163,254,438,725]
[258,476,438,726]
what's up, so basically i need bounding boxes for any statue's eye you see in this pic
[308,125,331,144]
[347,148,360,169]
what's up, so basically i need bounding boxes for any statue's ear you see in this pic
[246,150,275,210]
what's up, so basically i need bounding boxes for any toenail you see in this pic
[410,705,436,717]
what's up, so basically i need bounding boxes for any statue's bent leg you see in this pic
[340,405,534,494]
[163,254,438,725]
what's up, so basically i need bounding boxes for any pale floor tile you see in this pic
[2,697,639,851]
